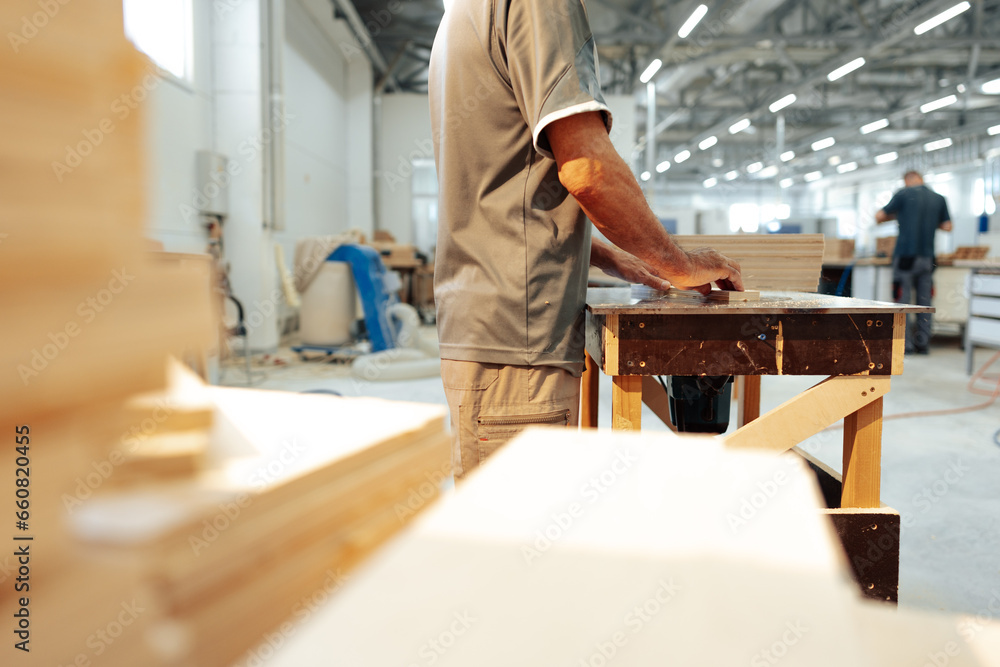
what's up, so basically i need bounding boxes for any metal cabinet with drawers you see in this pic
[966,272,1000,374]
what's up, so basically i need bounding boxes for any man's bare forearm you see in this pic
[563,148,690,278]
[547,112,742,292]
[589,237,617,270]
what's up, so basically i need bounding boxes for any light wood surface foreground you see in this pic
[262,429,1000,667]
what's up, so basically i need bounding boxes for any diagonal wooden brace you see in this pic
[722,375,889,454]
[722,375,890,508]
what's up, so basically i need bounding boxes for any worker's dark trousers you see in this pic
[893,255,934,352]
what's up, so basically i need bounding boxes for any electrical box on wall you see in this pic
[195,150,230,216]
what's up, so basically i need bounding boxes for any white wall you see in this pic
[605,94,636,166]
[282,2,349,238]
[143,0,214,252]
[281,0,373,241]
[376,94,432,244]
[140,0,374,351]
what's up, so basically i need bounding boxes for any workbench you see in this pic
[583,287,932,601]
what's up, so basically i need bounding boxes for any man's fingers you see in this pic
[639,270,671,291]
[724,260,744,291]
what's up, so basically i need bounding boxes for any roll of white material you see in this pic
[299,261,355,346]
[387,302,420,348]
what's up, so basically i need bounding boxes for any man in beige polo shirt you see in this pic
[429,0,742,479]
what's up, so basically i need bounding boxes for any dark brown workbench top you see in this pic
[586,287,933,316]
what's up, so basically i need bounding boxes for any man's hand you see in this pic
[875,209,895,224]
[591,239,671,291]
[666,247,743,294]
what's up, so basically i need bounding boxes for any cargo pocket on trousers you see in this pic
[476,409,570,464]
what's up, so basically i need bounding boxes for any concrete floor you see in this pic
[222,332,1000,616]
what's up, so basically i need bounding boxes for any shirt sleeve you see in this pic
[882,191,903,216]
[939,196,952,224]
[503,0,612,159]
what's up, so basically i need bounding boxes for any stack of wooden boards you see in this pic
[263,429,1000,666]
[824,238,856,262]
[1,2,451,664]
[671,234,825,292]
[368,241,423,269]
[1,1,217,664]
[939,246,991,263]
[70,387,450,667]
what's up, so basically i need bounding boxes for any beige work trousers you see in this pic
[441,360,580,480]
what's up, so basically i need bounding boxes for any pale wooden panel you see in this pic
[70,390,450,667]
[1,261,217,423]
[672,234,825,292]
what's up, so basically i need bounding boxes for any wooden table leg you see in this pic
[581,353,599,429]
[611,376,642,431]
[736,375,761,427]
[842,396,883,508]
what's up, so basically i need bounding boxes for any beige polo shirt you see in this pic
[428,0,611,376]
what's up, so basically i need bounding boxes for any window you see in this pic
[728,203,791,233]
[974,178,997,216]
[123,0,193,82]
[729,203,760,233]
[411,159,439,257]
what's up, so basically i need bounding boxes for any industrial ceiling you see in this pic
[336,0,1000,184]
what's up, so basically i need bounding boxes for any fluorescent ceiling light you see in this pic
[698,135,718,150]
[678,4,709,39]
[914,2,971,35]
[724,170,739,181]
[983,78,1000,94]
[640,59,662,84]
[828,155,842,166]
[769,94,797,113]
[875,151,898,164]
[640,171,651,181]
[780,150,795,162]
[804,171,823,182]
[729,118,751,134]
[924,137,953,152]
[837,161,859,173]
[989,124,1000,136]
[703,177,718,188]
[746,161,763,174]
[758,165,779,179]
[812,137,836,151]
[675,149,691,163]
[780,178,794,188]
[656,160,671,173]
[828,57,866,82]
[920,94,958,113]
[861,118,889,134]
